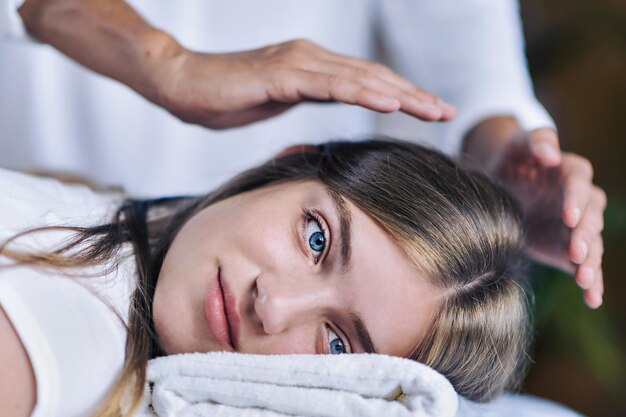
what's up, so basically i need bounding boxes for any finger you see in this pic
[528,128,562,167]
[568,188,605,264]
[560,154,595,228]
[574,234,604,289]
[306,60,447,121]
[268,70,403,113]
[323,63,445,120]
[583,267,604,309]
[317,51,424,95]
[317,54,457,120]
[274,144,319,158]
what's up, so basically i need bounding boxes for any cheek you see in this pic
[248,331,316,355]
[230,209,299,268]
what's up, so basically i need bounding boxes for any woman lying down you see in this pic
[0,139,579,417]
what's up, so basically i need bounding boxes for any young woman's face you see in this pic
[153,180,443,357]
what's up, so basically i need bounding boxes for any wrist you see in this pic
[18,0,64,40]
[135,29,186,106]
[461,116,523,173]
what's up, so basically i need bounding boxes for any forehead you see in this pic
[318,187,442,357]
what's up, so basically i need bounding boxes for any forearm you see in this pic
[18,0,182,104]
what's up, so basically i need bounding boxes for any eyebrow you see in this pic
[326,189,352,273]
[349,311,378,354]
[325,189,378,354]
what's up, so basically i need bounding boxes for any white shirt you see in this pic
[0,0,554,197]
[0,168,135,417]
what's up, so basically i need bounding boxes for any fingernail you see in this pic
[579,266,594,289]
[576,240,588,262]
[535,142,558,159]
[570,207,581,225]
[591,293,603,309]
[437,99,457,114]
[419,102,443,118]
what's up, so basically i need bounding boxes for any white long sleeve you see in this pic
[0,0,32,40]
[376,0,556,156]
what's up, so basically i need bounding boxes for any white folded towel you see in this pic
[134,352,458,417]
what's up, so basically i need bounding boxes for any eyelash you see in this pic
[303,209,329,264]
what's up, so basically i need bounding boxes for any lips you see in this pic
[204,267,240,350]
[220,274,240,349]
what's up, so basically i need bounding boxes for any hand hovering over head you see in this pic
[155,39,457,129]
[18,0,455,130]
[463,117,607,309]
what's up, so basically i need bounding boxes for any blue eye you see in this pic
[327,327,347,355]
[306,217,326,257]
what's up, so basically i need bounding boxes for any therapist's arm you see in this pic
[17,0,455,129]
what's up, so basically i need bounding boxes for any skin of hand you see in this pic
[18,0,456,130]
[153,39,457,129]
[463,116,607,309]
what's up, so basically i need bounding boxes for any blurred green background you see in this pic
[519,1,625,416]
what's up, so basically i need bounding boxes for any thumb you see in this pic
[274,144,319,158]
[528,128,562,167]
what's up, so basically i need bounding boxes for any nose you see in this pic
[254,272,333,335]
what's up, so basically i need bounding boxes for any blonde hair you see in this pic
[1,139,531,415]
